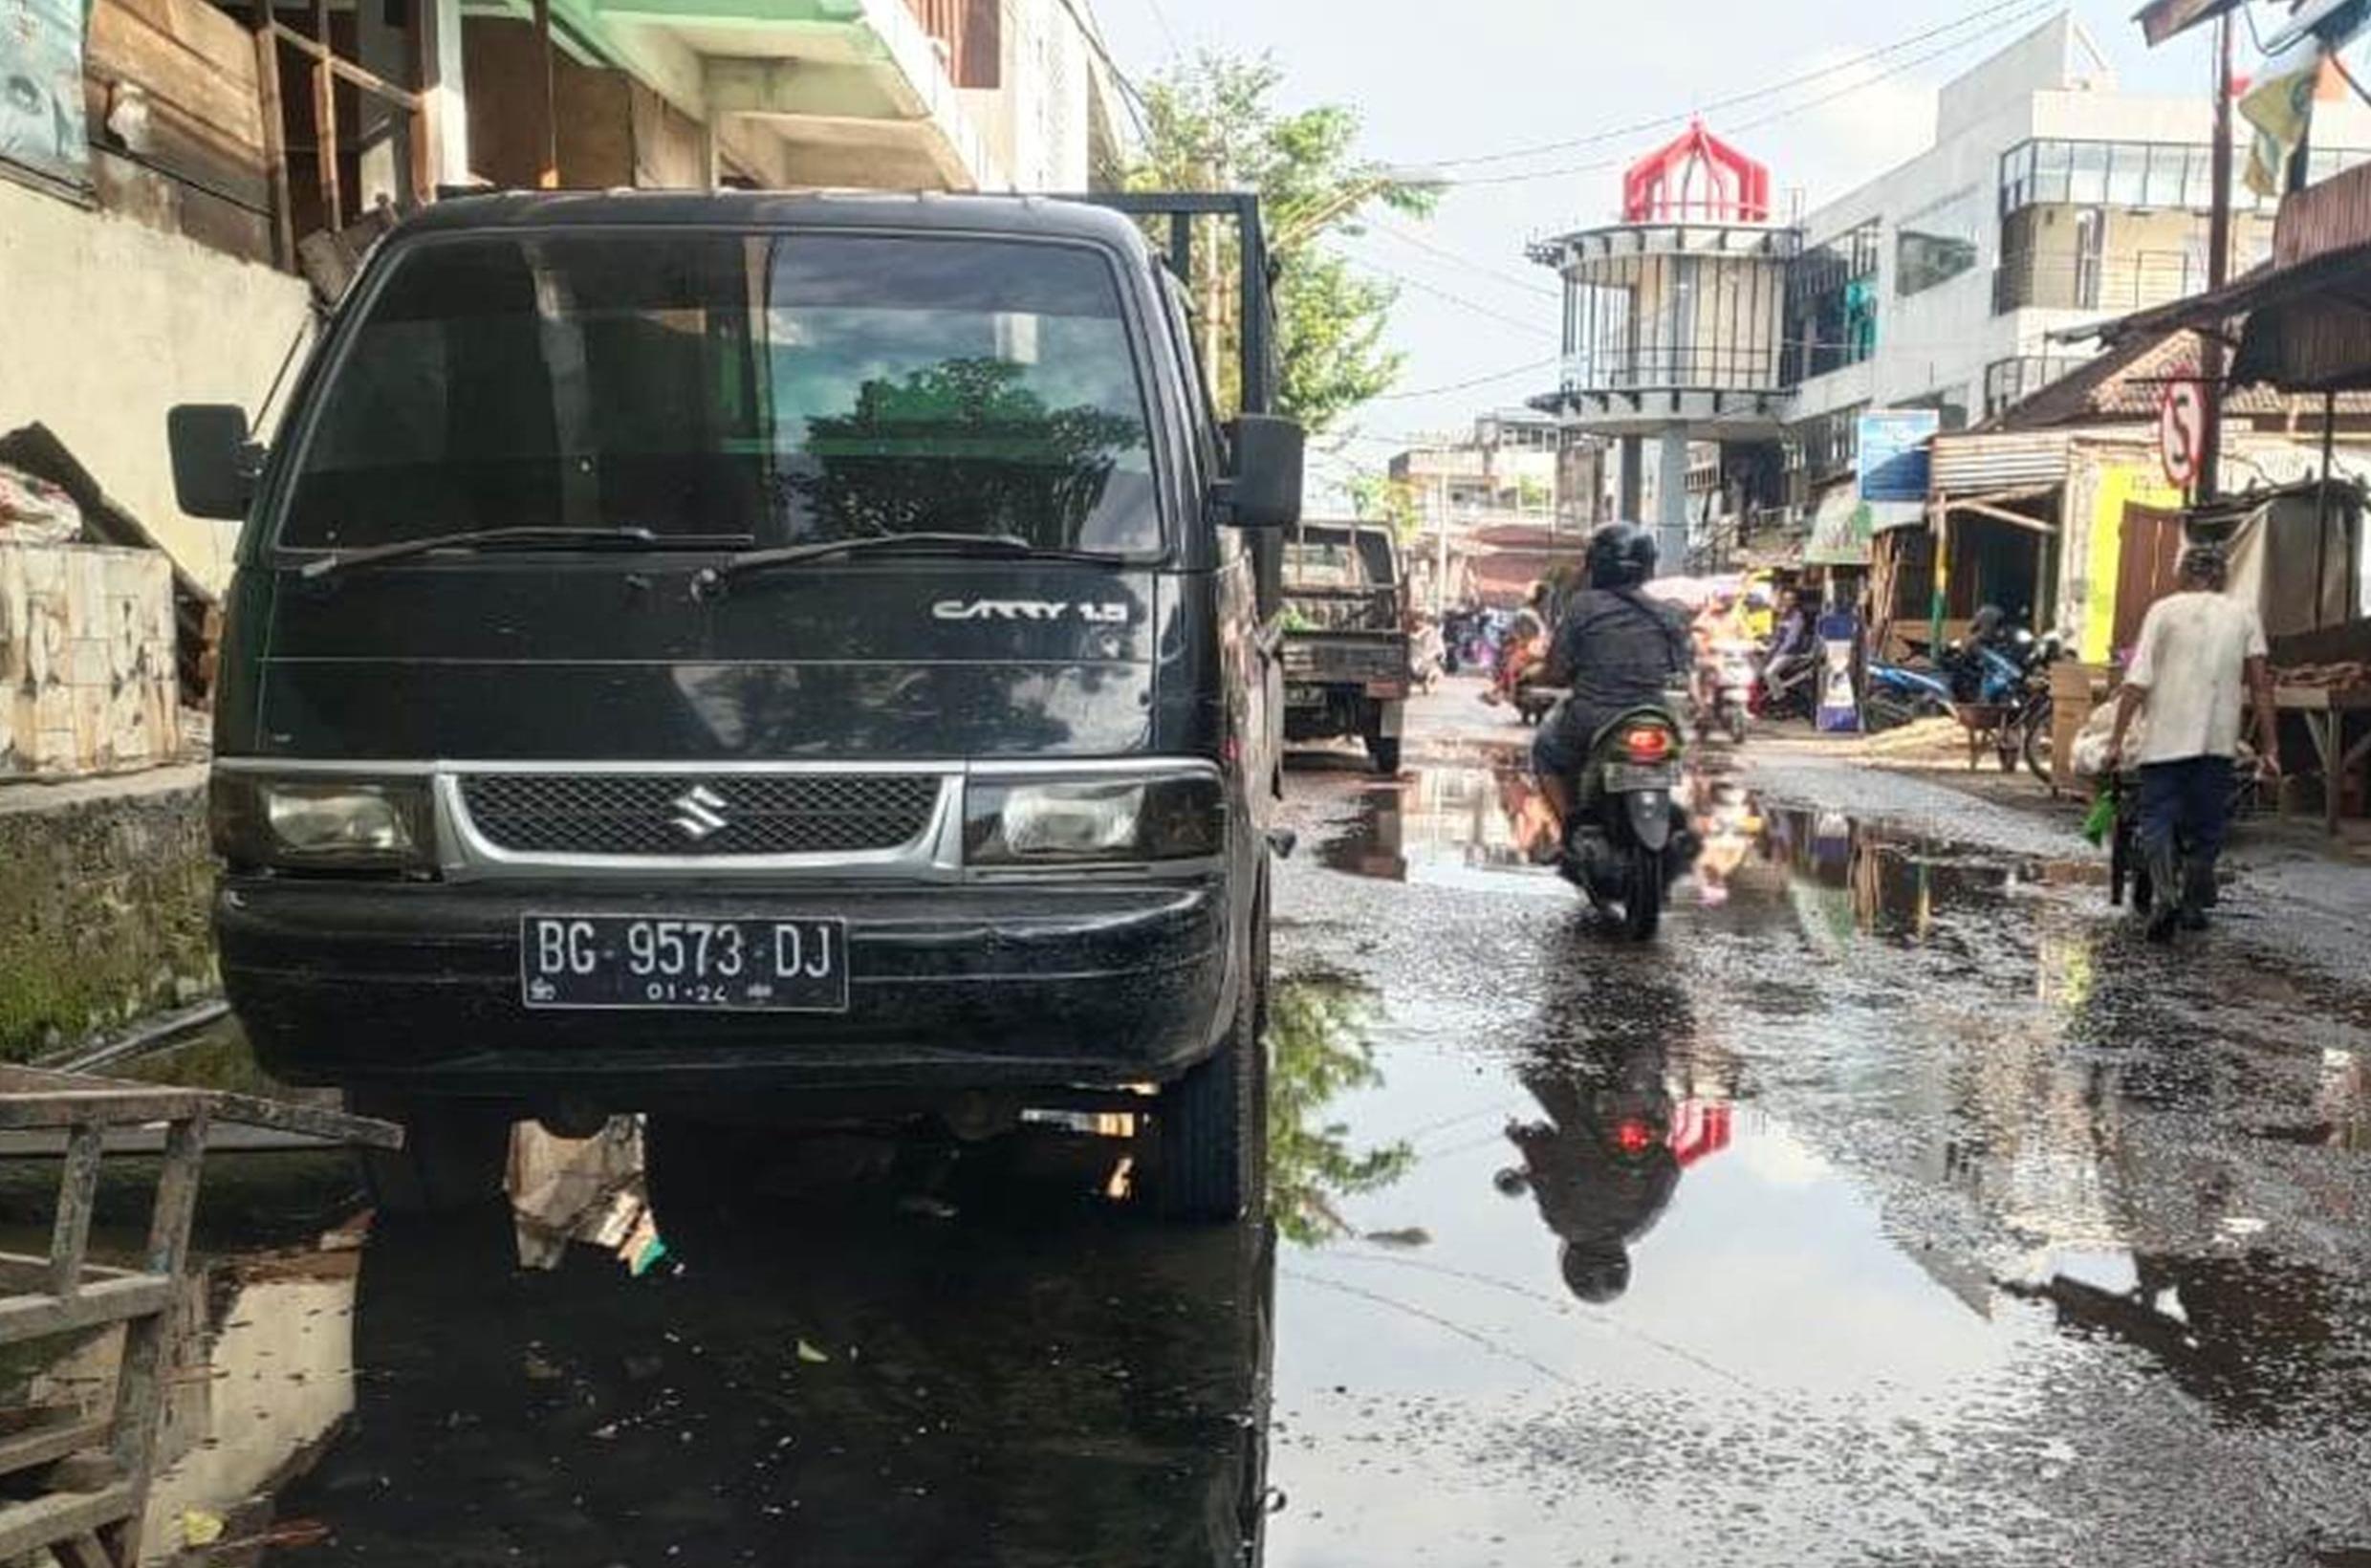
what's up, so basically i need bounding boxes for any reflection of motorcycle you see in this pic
[1495,965,1713,1302]
[1545,699,1690,939]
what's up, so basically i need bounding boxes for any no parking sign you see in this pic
[2160,379,2208,489]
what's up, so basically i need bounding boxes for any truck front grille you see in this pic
[458,773,943,858]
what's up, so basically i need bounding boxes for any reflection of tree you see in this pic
[1266,970,1413,1245]
[789,358,1142,544]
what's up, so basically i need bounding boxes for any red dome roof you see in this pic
[1621,120,1772,223]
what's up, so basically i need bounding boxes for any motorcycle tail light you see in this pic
[1622,726,1674,764]
[1612,1119,1660,1157]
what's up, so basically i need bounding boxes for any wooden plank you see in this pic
[268,24,424,109]
[0,1484,137,1560]
[0,1419,112,1480]
[0,1275,172,1345]
[308,0,338,232]
[105,0,264,85]
[46,1122,104,1298]
[532,0,557,188]
[86,0,265,153]
[108,1113,207,1499]
[0,1089,213,1129]
[53,1531,115,1568]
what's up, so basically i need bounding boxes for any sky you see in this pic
[1085,0,2230,495]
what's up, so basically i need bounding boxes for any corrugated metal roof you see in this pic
[1930,431,2071,491]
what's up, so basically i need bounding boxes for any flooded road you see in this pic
[10,687,2371,1565]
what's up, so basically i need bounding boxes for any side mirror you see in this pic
[167,403,261,520]
[1220,414,1304,530]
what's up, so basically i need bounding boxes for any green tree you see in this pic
[1125,53,1437,435]
[1345,468,1422,541]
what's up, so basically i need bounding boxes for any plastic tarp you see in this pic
[2225,490,2362,638]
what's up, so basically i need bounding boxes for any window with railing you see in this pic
[1998,138,2371,218]
[1992,206,2221,315]
[905,0,1000,88]
[1783,403,1866,483]
[1782,219,1881,384]
[1983,356,2086,418]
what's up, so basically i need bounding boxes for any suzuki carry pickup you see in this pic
[167,190,1302,1219]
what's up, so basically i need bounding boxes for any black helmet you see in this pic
[1586,524,1657,591]
[1558,1241,1633,1304]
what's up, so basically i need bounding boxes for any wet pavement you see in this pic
[9,680,2371,1565]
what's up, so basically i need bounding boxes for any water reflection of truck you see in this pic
[1280,522,1410,773]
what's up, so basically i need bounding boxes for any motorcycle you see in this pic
[1551,701,1690,940]
[1699,639,1755,745]
[1862,656,1953,731]
[1753,645,1817,723]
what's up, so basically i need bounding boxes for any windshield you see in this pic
[1284,529,1395,589]
[276,232,1158,555]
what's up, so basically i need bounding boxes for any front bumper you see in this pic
[217,874,1231,1100]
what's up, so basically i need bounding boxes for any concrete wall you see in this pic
[0,766,214,1060]
[0,182,313,592]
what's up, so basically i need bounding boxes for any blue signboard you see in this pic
[1858,409,1941,504]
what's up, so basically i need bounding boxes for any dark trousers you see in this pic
[2138,755,2234,873]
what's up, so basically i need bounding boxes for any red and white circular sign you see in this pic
[2160,378,2207,488]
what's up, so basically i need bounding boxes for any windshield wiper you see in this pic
[296,526,754,580]
[701,532,1125,590]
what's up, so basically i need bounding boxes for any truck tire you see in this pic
[352,1093,513,1216]
[1154,886,1268,1223]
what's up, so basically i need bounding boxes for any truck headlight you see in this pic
[211,774,434,873]
[965,774,1224,865]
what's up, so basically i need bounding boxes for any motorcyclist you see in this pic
[1531,524,1692,839]
[1762,587,1816,706]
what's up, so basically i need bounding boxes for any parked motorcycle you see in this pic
[1552,704,1690,939]
[1862,657,1954,731]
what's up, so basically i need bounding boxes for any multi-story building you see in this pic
[1527,13,2371,569]
[1387,409,1581,531]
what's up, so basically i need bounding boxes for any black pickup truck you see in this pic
[1279,521,1411,774]
[168,189,1301,1222]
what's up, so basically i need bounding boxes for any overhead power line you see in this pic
[1409,0,2052,172]
[1365,215,1563,300]
[1411,0,2063,189]
[1348,257,1553,336]
[1367,357,1565,402]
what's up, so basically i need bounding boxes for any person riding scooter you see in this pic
[1531,525,1692,841]
[1760,588,1816,717]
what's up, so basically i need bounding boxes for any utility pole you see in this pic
[2198,11,2235,507]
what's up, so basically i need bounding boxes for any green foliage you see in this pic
[1345,468,1422,541]
[1124,53,1437,435]
[1265,969,1414,1246]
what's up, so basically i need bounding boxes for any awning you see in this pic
[1930,430,2073,490]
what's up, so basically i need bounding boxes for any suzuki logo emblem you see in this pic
[670,784,729,841]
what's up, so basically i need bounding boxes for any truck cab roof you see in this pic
[399,189,1159,258]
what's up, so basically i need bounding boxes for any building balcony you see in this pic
[1529,218,1797,436]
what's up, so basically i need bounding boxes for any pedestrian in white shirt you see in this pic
[2104,543,2280,940]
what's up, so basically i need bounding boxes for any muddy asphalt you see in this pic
[11,679,2370,1567]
